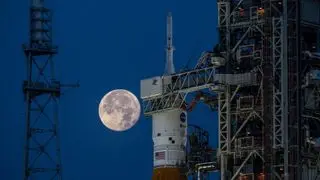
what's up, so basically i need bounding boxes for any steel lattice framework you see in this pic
[22,1,79,179]
[22,2,63,179]
[141,0,320,179]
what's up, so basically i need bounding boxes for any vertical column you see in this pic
[282,0,289,179]
[296,0,301,179]
[165,12,175,75]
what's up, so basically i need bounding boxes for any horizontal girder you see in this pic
[141,65,258,115]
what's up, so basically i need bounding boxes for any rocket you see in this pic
[152,12,188,180]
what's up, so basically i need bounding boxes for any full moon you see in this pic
[98,89,141,131]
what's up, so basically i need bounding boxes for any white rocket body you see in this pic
[152,109,188,167]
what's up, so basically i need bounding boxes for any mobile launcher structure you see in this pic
[140,0,320,179]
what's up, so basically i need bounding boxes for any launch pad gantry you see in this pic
[140,0,320,179]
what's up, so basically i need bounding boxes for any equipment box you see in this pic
[140,76,163,99]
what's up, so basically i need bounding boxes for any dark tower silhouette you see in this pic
[22,1,78,179]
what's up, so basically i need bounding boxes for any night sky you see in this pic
[1,0,219,179]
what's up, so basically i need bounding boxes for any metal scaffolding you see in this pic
[216,0,320,179]
[22,1,78,179]
[217,0,265,179]
[140,1,320,179]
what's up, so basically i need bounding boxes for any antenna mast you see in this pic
[165,12,175,75]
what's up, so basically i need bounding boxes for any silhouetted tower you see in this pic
[22,0,77,179]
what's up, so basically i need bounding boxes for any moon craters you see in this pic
[98,89,141,131]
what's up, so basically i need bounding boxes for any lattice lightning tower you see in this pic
[22,0,78,179]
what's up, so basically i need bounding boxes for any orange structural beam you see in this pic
[152,168,187,180]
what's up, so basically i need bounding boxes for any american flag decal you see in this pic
[155,151,165,160]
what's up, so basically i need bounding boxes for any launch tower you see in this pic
[140,1,320,179]
[216,0,320,179]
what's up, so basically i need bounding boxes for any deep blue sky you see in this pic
[1,0,219,179]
